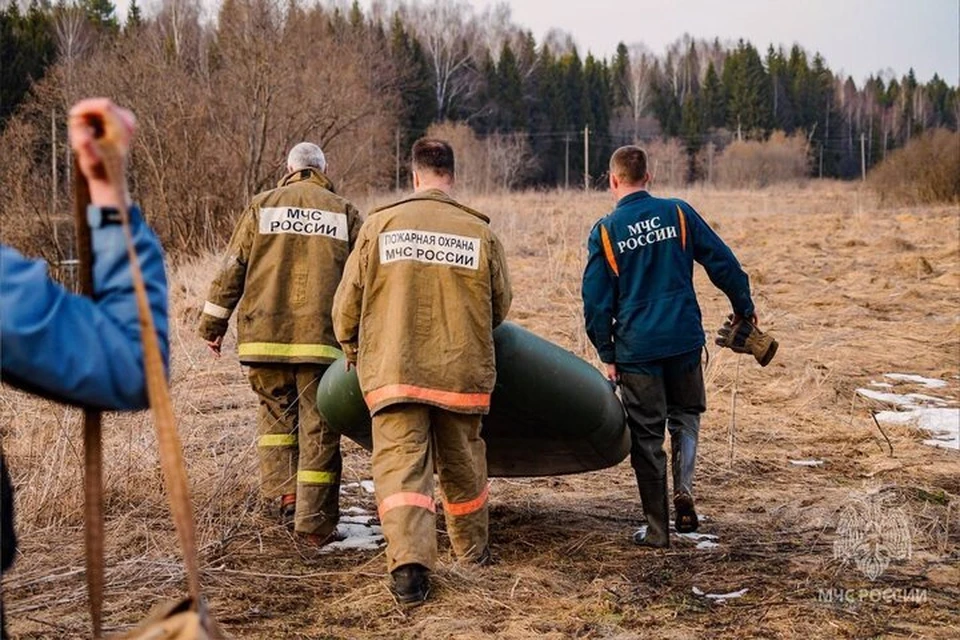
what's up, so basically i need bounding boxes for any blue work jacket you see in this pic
[582,190,754,365]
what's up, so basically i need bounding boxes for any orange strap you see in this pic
[443,483,490,517]
[378,491,436,519]
[365,384,490,411]
[599,224,619,276]
[676,205,687,251]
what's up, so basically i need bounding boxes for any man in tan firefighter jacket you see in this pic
[199,142,361,545]
[332,139,511,605]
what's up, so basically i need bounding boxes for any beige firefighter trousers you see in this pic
[372,404,489,573]
[248,364,341,537]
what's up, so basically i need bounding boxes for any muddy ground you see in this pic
[2,184,958,639]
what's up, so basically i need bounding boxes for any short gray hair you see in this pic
[287,142,326,172]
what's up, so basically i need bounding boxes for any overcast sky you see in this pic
[126,0,958,85]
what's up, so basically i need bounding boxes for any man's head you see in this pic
[411,138,455,192]
[287,142,327,173]
[609,145,650,199]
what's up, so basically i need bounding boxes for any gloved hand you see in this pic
[715,314,778,366]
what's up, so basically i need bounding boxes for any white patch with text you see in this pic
[259,207,348,240]
[379,229,480,270]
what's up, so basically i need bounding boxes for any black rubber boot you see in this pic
[633,479,671,548]
[668,413,699,497]
[390,563,430,606]
[668,411,700,533]
[673,491,699,534]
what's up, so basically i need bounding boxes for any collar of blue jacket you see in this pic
[615,190,651,208]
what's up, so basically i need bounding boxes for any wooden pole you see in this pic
[583,125,589,191]
[860,132,866,182]
[395,129,400,192]
[564,134,570,190]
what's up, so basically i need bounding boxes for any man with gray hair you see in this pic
[200,142,362,547]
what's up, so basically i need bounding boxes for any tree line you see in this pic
[2,0,957,255]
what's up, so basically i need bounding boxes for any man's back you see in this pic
[584,191,751,363]
[334,189,510,415]
[201,167,361,364]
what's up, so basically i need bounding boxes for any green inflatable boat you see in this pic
[316,322,629,477]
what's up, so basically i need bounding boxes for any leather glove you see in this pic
[715,314,778,367]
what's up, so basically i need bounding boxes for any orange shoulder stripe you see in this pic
[599,224,619,276]
[676,205,687,251]
[443,483,490,517]
[378,491,436,519]
[365,384,491,411]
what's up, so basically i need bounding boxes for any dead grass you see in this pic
[2,182,959,638]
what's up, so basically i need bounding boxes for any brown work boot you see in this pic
[674,491,699,534]
[279,494,296,529]
[297,530,346,548]
[390,563,430,606]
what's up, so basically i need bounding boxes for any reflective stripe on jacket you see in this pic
[199,168,361,364]
[332,189,512,415]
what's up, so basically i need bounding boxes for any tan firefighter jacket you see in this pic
[199,168,361,364]
[332,189,512,415]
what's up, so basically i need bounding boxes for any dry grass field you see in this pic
[2,183,958,639]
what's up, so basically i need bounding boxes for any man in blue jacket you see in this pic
[0,98,168,636]
[582,145,756,547]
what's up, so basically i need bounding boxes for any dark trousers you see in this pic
[2,453,16,639]
[620,351,706,498]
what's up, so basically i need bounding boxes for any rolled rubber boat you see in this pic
[316,321,628,477]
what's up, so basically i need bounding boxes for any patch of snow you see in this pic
[635,525,720,549]
[875,408,960,451]
[342,506,370,515]
[884,373,948,389]
[677,532,718,542]
[692,586,748,602]
[869,381,894,388]
[789,459,824,467]
[341,515,376,525]
[905,393,949,406]
[360,480,376,494]
[321,522,384,553]
[857,388,914,406]
[857,388,950,410]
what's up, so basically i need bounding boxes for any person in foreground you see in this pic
[333,139,512,605]
[199,142,361,546]
[581,145,757,547]
[0,98,169,637]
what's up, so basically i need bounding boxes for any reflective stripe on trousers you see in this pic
[247,363,342,537]
[372,404,489,572]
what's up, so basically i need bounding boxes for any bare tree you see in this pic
[404,0,481,120]
[53,4,94,100]
[487,132,537,190]
[156,0,206,66]
[627,43,654,138]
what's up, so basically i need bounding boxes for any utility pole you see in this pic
[564,134,570,189]
[583,125,589,191]
[395,129,401,191]
[860,132,866,182]
[707,143,714,186]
